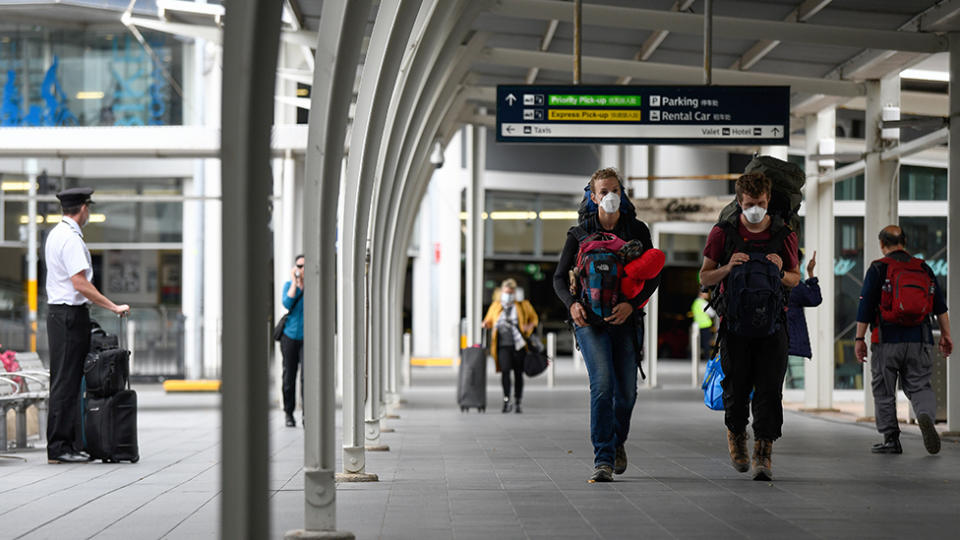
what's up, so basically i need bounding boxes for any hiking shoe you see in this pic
[588,465,614,483]
[614,445,627,474]
[918,414,941,455]
[751,439,773,481]
[871,433,902,454]
[727,430,749,473]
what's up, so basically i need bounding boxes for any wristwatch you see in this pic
[855,337,865,342]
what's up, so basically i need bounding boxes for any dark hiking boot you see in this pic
[727,430,749,473]
[588,464,614,483]
[515,399,522,414]
[918,414,941,455]
[285,413,296,427]
[614,445,627,474]
[502,397,513,413]
[751,439,773,481]
[871,433,902,454]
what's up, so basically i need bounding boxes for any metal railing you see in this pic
[0,305,185,381]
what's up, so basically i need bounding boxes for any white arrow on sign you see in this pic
[505,93,517,106]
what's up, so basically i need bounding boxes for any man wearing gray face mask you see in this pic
[699,173,801,482]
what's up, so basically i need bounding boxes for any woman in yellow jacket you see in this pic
[482,278,539,413]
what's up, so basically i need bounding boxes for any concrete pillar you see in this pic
[26,159,38,353]
[219,0,281,537]
[947,34,960,434]
[862,76,901,418]
[802,108,836,410]
[290,0,370,536]
[465,120,485,347]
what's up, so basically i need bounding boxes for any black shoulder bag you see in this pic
[273,292,302,341]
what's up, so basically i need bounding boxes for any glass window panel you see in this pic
[0,26,183,126]
[900,165,946,201]
[487,191,535,255]
[835,217,864,389]
[901,216,947,298]
[834,172,864,201]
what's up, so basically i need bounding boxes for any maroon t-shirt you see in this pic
[703,220,799,271]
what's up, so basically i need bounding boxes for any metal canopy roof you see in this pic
[2,0,959,120]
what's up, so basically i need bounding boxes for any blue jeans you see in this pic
[574,321,641,467]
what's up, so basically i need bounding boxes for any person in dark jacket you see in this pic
[785,250,822,388]
[855,225,952,455]
[553,167,661,484]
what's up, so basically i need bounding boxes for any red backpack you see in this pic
[879,257,936,327]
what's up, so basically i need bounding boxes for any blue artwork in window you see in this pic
[1,56,77,127]
[1,69,22,126]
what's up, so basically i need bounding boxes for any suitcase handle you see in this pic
[117,314,131,390]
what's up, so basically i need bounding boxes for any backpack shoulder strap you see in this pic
[717,219,743,265]
[764,216,792,254]
[569,225,589,243]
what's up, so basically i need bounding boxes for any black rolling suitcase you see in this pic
[83,316,139,463]
[85,389,139,463]
[458,345,487,412]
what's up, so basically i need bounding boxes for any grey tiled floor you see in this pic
[2,360,959,539]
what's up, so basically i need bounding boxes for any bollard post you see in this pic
[573,331,584,373]
[546,332,556,388]
[690,322,699,387]
[402,332,412,388]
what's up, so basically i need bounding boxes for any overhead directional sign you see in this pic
[496,85,789,145]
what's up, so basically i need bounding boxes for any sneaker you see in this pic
[727,430,749,473]
[285,413,296,427]
[614,445,627,474]
[751,439,773,481]
[588,464,614,483]
[917,413,941,455]
[871,433,902,454]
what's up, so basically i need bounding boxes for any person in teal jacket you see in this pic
[280,254,305,427]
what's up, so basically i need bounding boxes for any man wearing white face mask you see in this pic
[699,173,801,482]
[483,278,539,413]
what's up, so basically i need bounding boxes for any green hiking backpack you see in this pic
[718,155,806,231]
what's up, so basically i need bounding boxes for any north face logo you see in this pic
[596,263,610,272]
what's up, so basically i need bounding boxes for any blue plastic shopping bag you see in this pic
[701,353,725,411]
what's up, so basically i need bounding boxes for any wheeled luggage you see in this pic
[84,389,139,463]
[457,346,487,412]
[83,316,139,463]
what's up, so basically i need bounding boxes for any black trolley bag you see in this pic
[84,316,139,463]
[457,329,488,412]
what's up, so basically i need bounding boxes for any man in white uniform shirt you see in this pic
[44,187,130,464]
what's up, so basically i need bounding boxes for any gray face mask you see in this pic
[742,205,767,224]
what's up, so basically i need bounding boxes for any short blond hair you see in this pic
[501,278,517,290]
[589,167,623,192]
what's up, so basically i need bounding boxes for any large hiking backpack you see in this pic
[879,257,936,327]
[572,228,626,324]
[718,155,805,231]
[716,218,790,337]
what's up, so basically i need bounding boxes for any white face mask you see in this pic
[599,192,620,214]
[500,292,514,305]
[742,205,767,224]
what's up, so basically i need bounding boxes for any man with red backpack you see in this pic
[855,225,952,455]
[699,172,801,481]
